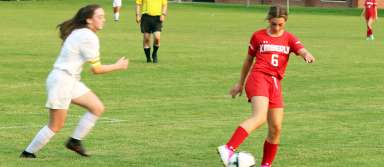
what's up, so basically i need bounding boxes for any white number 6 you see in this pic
[271,54,279,67]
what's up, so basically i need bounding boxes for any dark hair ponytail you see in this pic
[57,4,101,41]
[266,6,288,21]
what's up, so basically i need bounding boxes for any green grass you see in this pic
[0,0,384,166]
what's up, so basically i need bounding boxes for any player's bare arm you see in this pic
[135,4,141,23]
[297,48,315,63]
[160,4,168,22]
[91,57,129,74]
[361,8,366,16]
[229,54,254,98]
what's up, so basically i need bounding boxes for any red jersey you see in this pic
[248,29,304,79]
[365,0,377,18]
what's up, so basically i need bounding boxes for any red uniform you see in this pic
[245,29,304,108]
[365,0,377,20]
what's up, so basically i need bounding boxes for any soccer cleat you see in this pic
[146,57,152,63]
[261,165,271,167]
[366,35,375,40]
[217,145,234,166]
[65,138,89,157]
[19,150,36,158]
[370,35,375,40]
[152,55,158,63]
[152,57,158,63]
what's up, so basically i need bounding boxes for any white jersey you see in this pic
[53,28,100,79]
[113,0,122,7]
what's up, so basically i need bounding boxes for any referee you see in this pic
[136,0,168,63]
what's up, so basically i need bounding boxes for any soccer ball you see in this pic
[228,151,256,167]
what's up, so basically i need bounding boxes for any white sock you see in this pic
[25,126,55,153]
[71,112,99,140]
[114,13,119,20]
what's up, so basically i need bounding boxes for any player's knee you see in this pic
[269,125,282,138]
[92,103,105,116]
[143,37,151,43]
[154,38,160,45]
[243,116,266,131]
[99,104,105,114]
[250,113,267,123]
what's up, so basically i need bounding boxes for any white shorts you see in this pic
[113,0,122,7]
[45,69,90,110]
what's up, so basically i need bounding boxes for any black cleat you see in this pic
[146,53,152,63]
[20,151,36,158]
[152,55,158,63]
[65,138,89,157]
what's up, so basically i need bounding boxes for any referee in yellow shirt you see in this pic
[136,0,168,63]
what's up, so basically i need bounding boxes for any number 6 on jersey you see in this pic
[271,54,279,67]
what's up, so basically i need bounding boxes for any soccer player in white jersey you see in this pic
[20,4,128,158]
[113,0,122,21]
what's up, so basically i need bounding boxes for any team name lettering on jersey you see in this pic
[367,2,374,7]
[260,44,290,54]
[365,0,376,8]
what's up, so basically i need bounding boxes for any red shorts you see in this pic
[245,71,284,109]
[365,11,376,20]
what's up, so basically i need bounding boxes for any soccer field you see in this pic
[0,0,383,166]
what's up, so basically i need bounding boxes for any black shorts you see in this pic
[140,14,163,33]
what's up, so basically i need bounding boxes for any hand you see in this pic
[116,57,129,70]
[160,15,165,22]
[136,15,141,24]
[303,54,315,63]
[229,83,243,98]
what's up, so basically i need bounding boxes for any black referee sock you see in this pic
[152,45,159,63]
[144,48,151,62]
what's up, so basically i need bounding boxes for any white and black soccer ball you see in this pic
[228,151,256,167]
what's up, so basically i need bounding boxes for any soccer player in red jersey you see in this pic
[218,6,315,167]
[362,0,378,40]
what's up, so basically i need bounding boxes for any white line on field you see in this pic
[0,116,127,130]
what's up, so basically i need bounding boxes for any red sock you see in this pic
[226,126,249,151]
[261,140,279,166]
[367,27,373,37]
